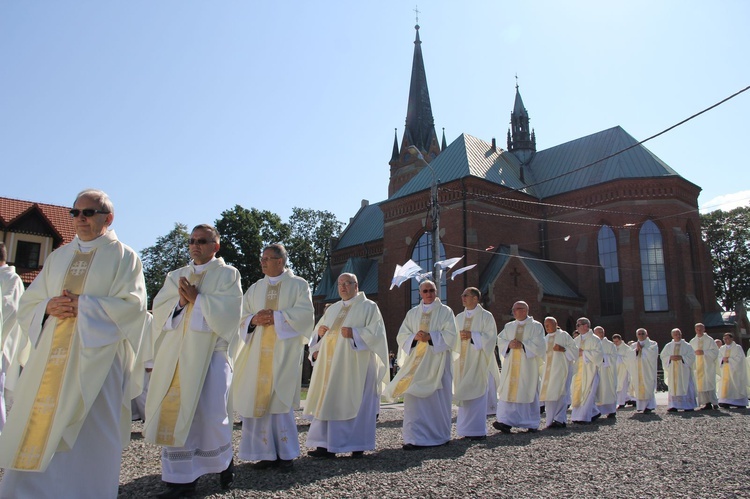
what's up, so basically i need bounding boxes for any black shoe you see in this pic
[719,403,731,408]
[540,406,546,414]
[700,403,714,411]
[463,435,487,441]
[492,421,512,434]
[276,458,294,471]
[591,413,601,422]
[219,458,234,490]
[571,420,590,425]
[667,407,677,413]
[617,404,625,409]
[684,409,694,412]
[606,413,616,419]
[351,451,365,458]
[626,400,637,407]
[643,408,653,414]
[525,428,538,433]
[308,447,337,459]
[156,481,197,498]
[402,443,423,450]
[252,459,278,470]
[549,421,566,429]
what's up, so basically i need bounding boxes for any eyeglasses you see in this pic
[69,209,109,218]
[421,289,436,294]
[259,257,282,263]
[188,238,214,245]
[576,322,589,327]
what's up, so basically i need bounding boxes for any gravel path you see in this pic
[114,400,750,498]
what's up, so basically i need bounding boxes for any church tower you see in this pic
[388,24,441,197]
[507,82,536,165]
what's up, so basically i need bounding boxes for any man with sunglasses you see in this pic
[145,224,242,498]
[233,243,314,470]
[627,328,659,414]
[493,301,546,434]
[569,318,603,424]
[303,273,389,458]
[0,189,147,498]
[386,280,457,449]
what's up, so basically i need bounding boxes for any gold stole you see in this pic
[720,346,731,399]
[391,311,432,398]
[458,314,474,379]
[155,271,206,446]
[670,343,682,389]
[695,337,705,390]
[254,282,281,417]
[13,250,96,470]
[572,336,585,407]
[506,324,525,402]
[539,335,555,401]
[312,303,352,417]
[637,344,647,400]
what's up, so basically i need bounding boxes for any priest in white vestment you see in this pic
[493,301,546,433]
[0,189,147,499]
[627,328,659,414]
[660,328,697,412]
[1,243,25,428]
[233,243,314,470]
[452,288,500,440]
[304,273,389,457]
[145,225,242,497]
[612,334,635,408]
[538,317,577,429]
[716,332,748,408]
[570,319,603,424]
[689,323,719,410]
[594,326,618,418]
[385,280,457,449]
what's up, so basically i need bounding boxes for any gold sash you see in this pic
[637,345,647,400]
[695,337,705,390]
[720,347,731,399]
[458,315,474,379]
[539,335,555,401]
[391,311,431,398]
[155,271,205,446]
[13,250,95,470]
[670,343,681,389]
[254,282,281,417]
[572,336,584,407]
[312,304,352,417]
[506,324,525,402]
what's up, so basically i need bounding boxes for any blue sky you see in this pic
[2,1,748,254]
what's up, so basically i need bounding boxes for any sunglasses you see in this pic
[421,289,436,294]
[69,209,110,218]
[188,238,214,245]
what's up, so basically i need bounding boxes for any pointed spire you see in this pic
[441,127,447,151]
[404,23,437,153]
[508,79,536,162]
[391,128,400,162]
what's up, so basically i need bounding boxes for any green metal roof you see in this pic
[479,245,582,300]
[320,257,379,302]
[334,202,384,250]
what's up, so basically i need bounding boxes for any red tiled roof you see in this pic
[0,196,76,243]
[17,268,41,287]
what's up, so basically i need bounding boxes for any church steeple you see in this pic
[388,23,441,197]
[507,80,536,164]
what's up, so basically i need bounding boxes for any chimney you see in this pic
[491,138,497,152]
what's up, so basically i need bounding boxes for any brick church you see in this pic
[313,24,726,349]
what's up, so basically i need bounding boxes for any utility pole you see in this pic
[407,146,441,289]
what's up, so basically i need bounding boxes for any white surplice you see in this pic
[689,334,719,406]
[571,331,602,422]
[627,339,659,411]
[660,339,697,410]
[615,342,635,406]
[1,264,25,428]
[539,329,577,427]
[717,343,748,407]
[596,337,618,416]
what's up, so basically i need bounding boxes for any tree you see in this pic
[141,222,190,308]
[700,206,750,311]
[215,205,289,290]
[286,207,344,290]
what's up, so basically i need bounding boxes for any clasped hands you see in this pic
[46,289,79,319]
[415,330,431,342]
[178,277,198,307]
[252,309,275,327]
[317,325,354,339]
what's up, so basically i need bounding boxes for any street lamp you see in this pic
[407,145,442,288]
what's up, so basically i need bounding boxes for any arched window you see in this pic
[597,225,622,315]
[639,220,668,311]
[410,232,446,307]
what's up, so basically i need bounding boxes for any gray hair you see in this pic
[192,224,220,243]
[263,243,288,266]
[75,189,114,216]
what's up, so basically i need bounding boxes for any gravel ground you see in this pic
[110,398,750,498]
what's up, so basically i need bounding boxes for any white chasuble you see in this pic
[627,339,659,401]
[452,305,499,404]
[689,335,719,393]
[596,337,619,406]
[660,339,696,397]
[385,299,457,400]
[717,343,748,401]
[496,318,546,404]
[233,269,314,417]
[539,330,577,403]
[571,332,603,407]
[304,292,388,421]
[0,231,147,472]
[144,258,242,447]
